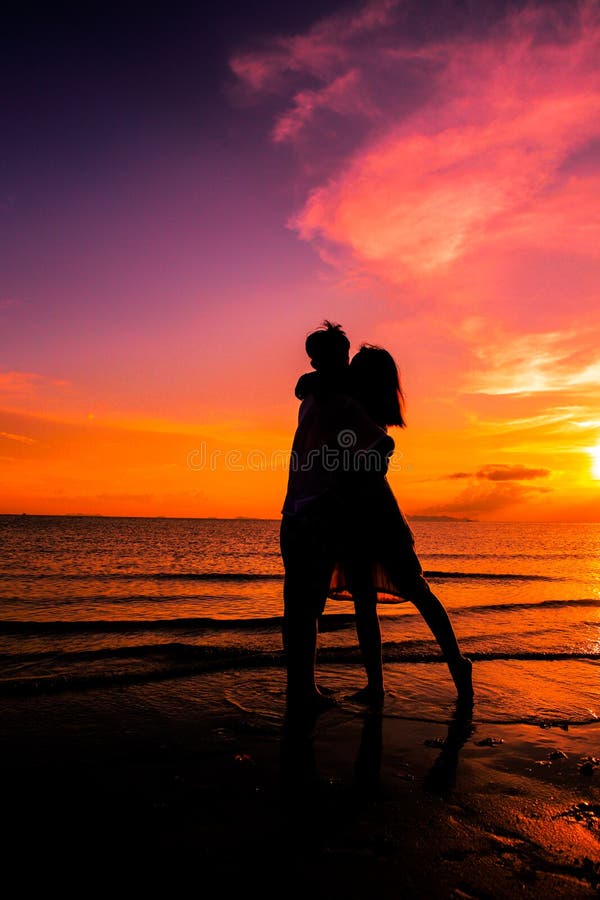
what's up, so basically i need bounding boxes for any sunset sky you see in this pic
[2,0,600,521]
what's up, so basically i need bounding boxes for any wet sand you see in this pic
[2,668,599,897]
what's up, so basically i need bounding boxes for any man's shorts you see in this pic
[280,494,346,617]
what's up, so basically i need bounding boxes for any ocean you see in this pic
[1,515,599,727]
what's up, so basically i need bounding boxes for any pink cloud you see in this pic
[291,16,600,281]
[0,371,70,399]
[233,0,600,284]
[232,0,600,481]
[0,371,46,395]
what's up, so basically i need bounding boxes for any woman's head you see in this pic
[349,345,406,428]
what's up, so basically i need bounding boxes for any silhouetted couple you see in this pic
[280,322,473,713]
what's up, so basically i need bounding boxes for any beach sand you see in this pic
[2,666,599,897]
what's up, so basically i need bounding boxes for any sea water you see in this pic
[1,515,599,726]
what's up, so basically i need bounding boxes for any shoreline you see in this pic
[2,669,599,896]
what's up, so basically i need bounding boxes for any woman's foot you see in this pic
[451,656,473,699]
[316,683,335,697]
[311,689,338,710]
[345,684,385,707]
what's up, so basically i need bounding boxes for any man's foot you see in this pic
[287,688,338,714]
[345,685,385,707]
[284,689,338,735]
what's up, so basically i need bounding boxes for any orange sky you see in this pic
[2,0,600,521]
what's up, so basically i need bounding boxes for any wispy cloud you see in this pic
[461,320,600,396]
[0,431,37,445]
[272,69,369,144]
[0,371,70,397]
[231,0,398,94]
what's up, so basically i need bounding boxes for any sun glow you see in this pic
[590,444,600,480]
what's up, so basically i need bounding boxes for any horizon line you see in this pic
[1,512,599,525]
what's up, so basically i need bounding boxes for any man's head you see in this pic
[305,320,350,373]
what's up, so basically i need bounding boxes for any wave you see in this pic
[0,571,285,581]
[0,616,281,634]
[0,641,273,664]
[452,597,600,614]
[0,613,355,635]
[0,594,259,606]
[0,647,281,696]
[379,649,600,663]
[426,552,593,561]
[5,641,599,666]
[424,571,557,581]
[0,569,559,583]
[0,641,598,697]
[2,596,598,635]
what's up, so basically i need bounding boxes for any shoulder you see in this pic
[295,371,319,400]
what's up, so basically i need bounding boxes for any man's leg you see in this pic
[283,577,319,702]
[280,511,335,705]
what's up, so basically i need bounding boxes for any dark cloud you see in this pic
[447,464,550,481]
[421,481,551,517]
[477,464,550,481]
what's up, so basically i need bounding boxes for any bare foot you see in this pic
[345,685,385,707]
[316,683,335,697]
[311,690,338,711]
[452,656,473,699]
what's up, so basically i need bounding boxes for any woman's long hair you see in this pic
[349,345,406,428]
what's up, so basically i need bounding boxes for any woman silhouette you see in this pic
[329,345,473,705]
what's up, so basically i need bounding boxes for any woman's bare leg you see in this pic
[408,578,473,698]
[349,579,384,704]
[353,485,473,699]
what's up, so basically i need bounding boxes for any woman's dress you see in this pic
[328,475,430,604]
